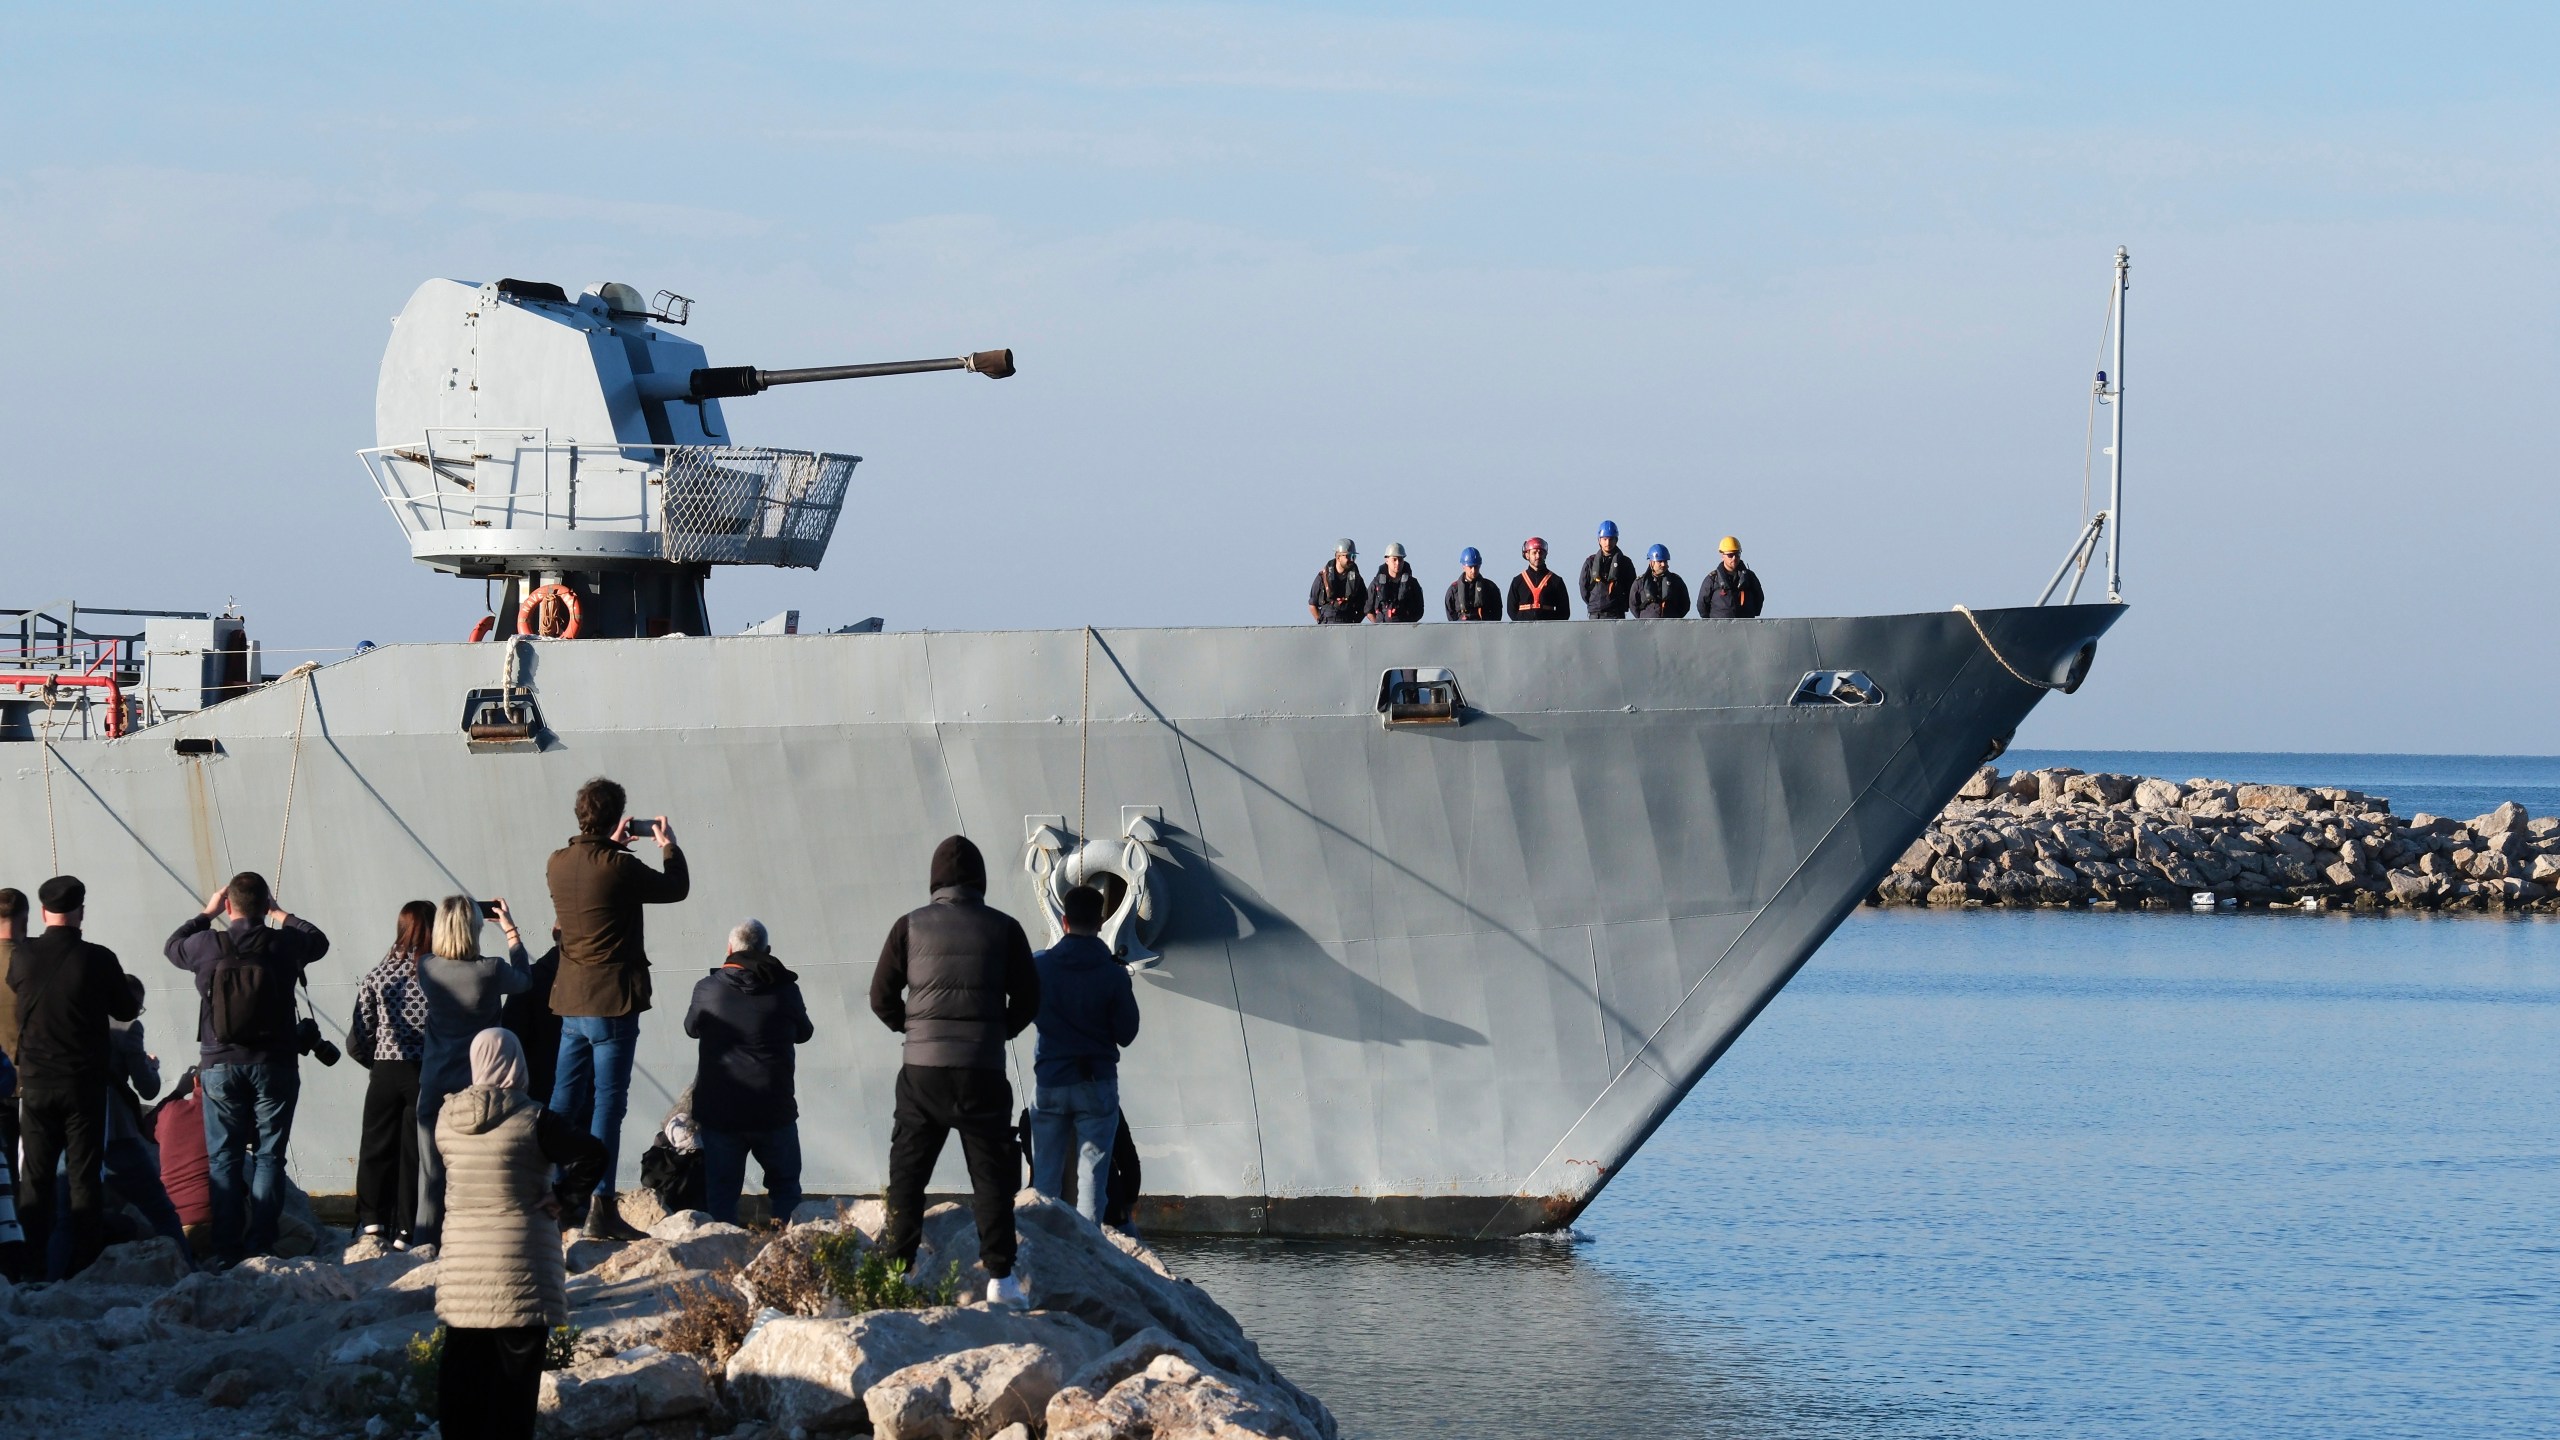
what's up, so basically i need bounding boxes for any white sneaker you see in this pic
[987,1276,1026,1309]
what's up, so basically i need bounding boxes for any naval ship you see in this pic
[0,257,2133,1237]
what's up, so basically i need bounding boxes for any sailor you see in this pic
[1579,521,1636,619]
[1307,539,1369,624]
[1697,536,1766,618]
[1632,544,1690,618]
[1507,538,1571,621]
[13,876,140,1278]
[870,836,1041,1308]
[1367,543,1425,623]
[1445,548,1501,621]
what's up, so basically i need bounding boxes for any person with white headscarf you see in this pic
[432,1028,604,1439]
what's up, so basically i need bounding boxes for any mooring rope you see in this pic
[1953,605,2066,691]
[39,686,60,875]
[273,662,322,889]
[1078,627,1093,843]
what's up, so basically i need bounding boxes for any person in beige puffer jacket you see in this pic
[434,1028,605,1439]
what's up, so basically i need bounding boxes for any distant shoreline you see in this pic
[1873,767,2558,914]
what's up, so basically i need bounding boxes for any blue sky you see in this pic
[3,4,2552,751]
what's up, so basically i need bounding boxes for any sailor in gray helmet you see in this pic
[1307,539,1369,624]
[1367,542,1425,623]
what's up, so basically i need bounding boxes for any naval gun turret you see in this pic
[361,278,1011,640]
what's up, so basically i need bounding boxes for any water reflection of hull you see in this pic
[0,605,2118,1236]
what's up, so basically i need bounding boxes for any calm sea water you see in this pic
[1159,756,2560,1439]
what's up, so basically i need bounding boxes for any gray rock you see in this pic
[2133,778,2186,812]
[202,1367,261,1407]
[2236,783,2313,811]
[1047,1351,1317,1440]
[2530,855,2560,886]
[865,1342,1066,1440]
[2033,768,2083,803]
[540,1346,717,1437]
[647,1211,763,1274]
[2324,861,2360,889]
[70,1237,193,1290]
[2386,869,2430,902]
[725,1305,1111,1433]
[2004,772,2043,802]
[1955,766,2001,800]
[2476,801,2529,836]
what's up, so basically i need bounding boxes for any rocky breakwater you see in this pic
[1871,767,2560,912]
[0,1196,1334,1440]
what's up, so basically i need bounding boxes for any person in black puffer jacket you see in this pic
[684,919,813,1225]
[869,836,1039,1304]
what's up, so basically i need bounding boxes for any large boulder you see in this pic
[648,1210,763,1274]
[1047,1351,1318,1440]
[1955,766,2001,800]
[539,1346,717,1437]
[70,1237,193,1290]
[865,1341,1067,1440]
[725,1305,1111,1432]
[2476,801,2529,837]
[149,1255,360,1333]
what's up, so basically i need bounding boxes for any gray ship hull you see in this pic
[0,605,2117,1237]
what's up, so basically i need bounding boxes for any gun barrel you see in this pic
[680,349,1015,400]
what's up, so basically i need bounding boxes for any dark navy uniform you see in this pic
[1631,568,1690,618]
[1368,566,1425,623]
[1507,568,1571,621]
[1445,574,1502,621]
[1579,550,1637,619]
[1698,562,1764,618]
[1308,564,1369,624]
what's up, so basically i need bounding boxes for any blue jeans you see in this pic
[698,1123,803,1226]
[550,1015,640,1197]
[202,1061,300,1262]
[1031,1077,1121,1224]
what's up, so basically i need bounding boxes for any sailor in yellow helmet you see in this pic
[1698,535,1764,618]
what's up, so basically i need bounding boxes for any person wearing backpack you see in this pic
[164,872,331,1266]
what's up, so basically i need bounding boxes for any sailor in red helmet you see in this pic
[1507,537,1571,621]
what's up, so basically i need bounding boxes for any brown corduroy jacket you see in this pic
[545,834,689,1018]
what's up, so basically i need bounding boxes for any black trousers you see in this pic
[439,1325,545,1439]
[355,1059,422,1234]
[18,1080,107,1279]
[883,1064,1019,1279]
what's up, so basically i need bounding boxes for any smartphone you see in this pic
[478,900,502,918]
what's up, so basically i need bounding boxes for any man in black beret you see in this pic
[8,876,140,1277]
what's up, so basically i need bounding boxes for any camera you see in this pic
[297,1015,341,1067]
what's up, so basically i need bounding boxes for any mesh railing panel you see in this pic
[659,447,858,568]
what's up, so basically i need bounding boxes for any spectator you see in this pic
[414,897,531,1250]
[547,777,689,1241]
[1508,538,1571,621]
[150,1068,213,1256]
[1580,521,1635,619]
[0,885,25,1240]
[1307,539,1368,624]
[500,928,564,1109]
[1698,535,1765,618]
[1030,886,1141,1226]
[1632,544,1690,618]
[348,900,434,1250]
[164,871,330,1266]
[1444,548,1502,622]
[68,974,191,1268]
[1366,543,1425,623]
[12,875,140,1276]
[433,1028,605,1440]
[870,836,1040,1307]
[684,919,814,1226]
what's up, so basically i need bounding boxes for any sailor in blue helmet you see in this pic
[1579,521,1635,619]
[1445,547,1501,621]
[1306,539,1368,624]
[1366,542,1425,624]
[1632,543,1690,618]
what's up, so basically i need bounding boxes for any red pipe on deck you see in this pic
[0,672,127,738]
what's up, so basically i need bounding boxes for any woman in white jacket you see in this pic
[433,1028,604,1438]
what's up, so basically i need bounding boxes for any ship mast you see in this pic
[2105,246,2126,602]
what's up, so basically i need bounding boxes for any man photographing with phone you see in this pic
[545,777,689,1240]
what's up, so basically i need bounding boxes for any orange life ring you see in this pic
[517,584,584,640]
[467,614,496,643]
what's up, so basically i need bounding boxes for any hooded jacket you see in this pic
[432,1083,604,1330]
[869,837,1040,1071]
[684,948,814,1132]
[545,832,690,1018]
[10,927,141,1089]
